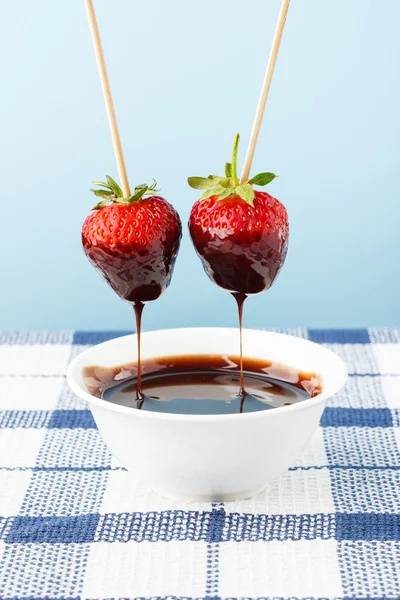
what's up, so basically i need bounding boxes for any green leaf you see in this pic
[200,184,225,201]
[219,178,232,188]
[91,180,112,190]
[188,177,215,190]
[106,175,124,197]
[91,189,113,198]
[206,175,233,188]
[91,199,109,210]
[225,162,232,177]
[208,175,226,183]
[217,188,233,200]
[134,183,160,197]
[249,172,277,186]
[235,183,255,205]
[134,183,148,192]
[148,179,158,190]
[128,185,148,202]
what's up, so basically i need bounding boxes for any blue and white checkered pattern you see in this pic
[1,328,400,599]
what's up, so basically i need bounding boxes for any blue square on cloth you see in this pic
[308,328,371,344]
[6,514,100,544]
[48,409,96,429]
[205,508,225,543]
[321,407,393,428]
[336,513,400,541]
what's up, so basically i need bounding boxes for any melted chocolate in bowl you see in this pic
[83,354,322,415]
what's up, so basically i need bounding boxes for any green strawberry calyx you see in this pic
[90,176,159,210]
[188,133,277,207]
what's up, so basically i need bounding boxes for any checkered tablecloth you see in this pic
[1,328,400,599]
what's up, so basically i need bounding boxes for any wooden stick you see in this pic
[84,0,131,197]
[240,0,291,183]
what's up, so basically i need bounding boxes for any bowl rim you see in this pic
[66,327,348,423]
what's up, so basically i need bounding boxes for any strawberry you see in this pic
[188,134,289,295]
[82,176,182,304]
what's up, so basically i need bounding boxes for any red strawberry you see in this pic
[188,134,288,295]
[82,177,182,303]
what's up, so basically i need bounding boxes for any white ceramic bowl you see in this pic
[67,328,347,502]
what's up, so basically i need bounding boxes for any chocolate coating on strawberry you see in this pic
[82,177,182,303]
[188,134,289,295]
[189,191,288,294]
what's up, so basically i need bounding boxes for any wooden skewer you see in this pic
[240,0,291,184]
[84,0,131,197]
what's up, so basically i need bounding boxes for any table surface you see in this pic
[0,328,400,599]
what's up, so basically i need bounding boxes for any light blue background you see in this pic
[1,0,399,331]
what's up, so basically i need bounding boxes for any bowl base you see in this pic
[151,483,268,503]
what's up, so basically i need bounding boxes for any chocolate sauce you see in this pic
[232,292,247,410]
[83,354,322,415]
[133,300,144,402]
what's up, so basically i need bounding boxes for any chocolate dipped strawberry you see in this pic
[82,176,182,304]
[188,134,288,296]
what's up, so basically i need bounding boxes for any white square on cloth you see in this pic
[381,375,400,408]
[100,469,213,514]
[373,344,400,375]
[0,344,71,376]
[224,469,335,515]
[81,540,207,598]
[0,377,63,411]
[0,429,46,468]
[0,471,32,516]
[218,539,342,597]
